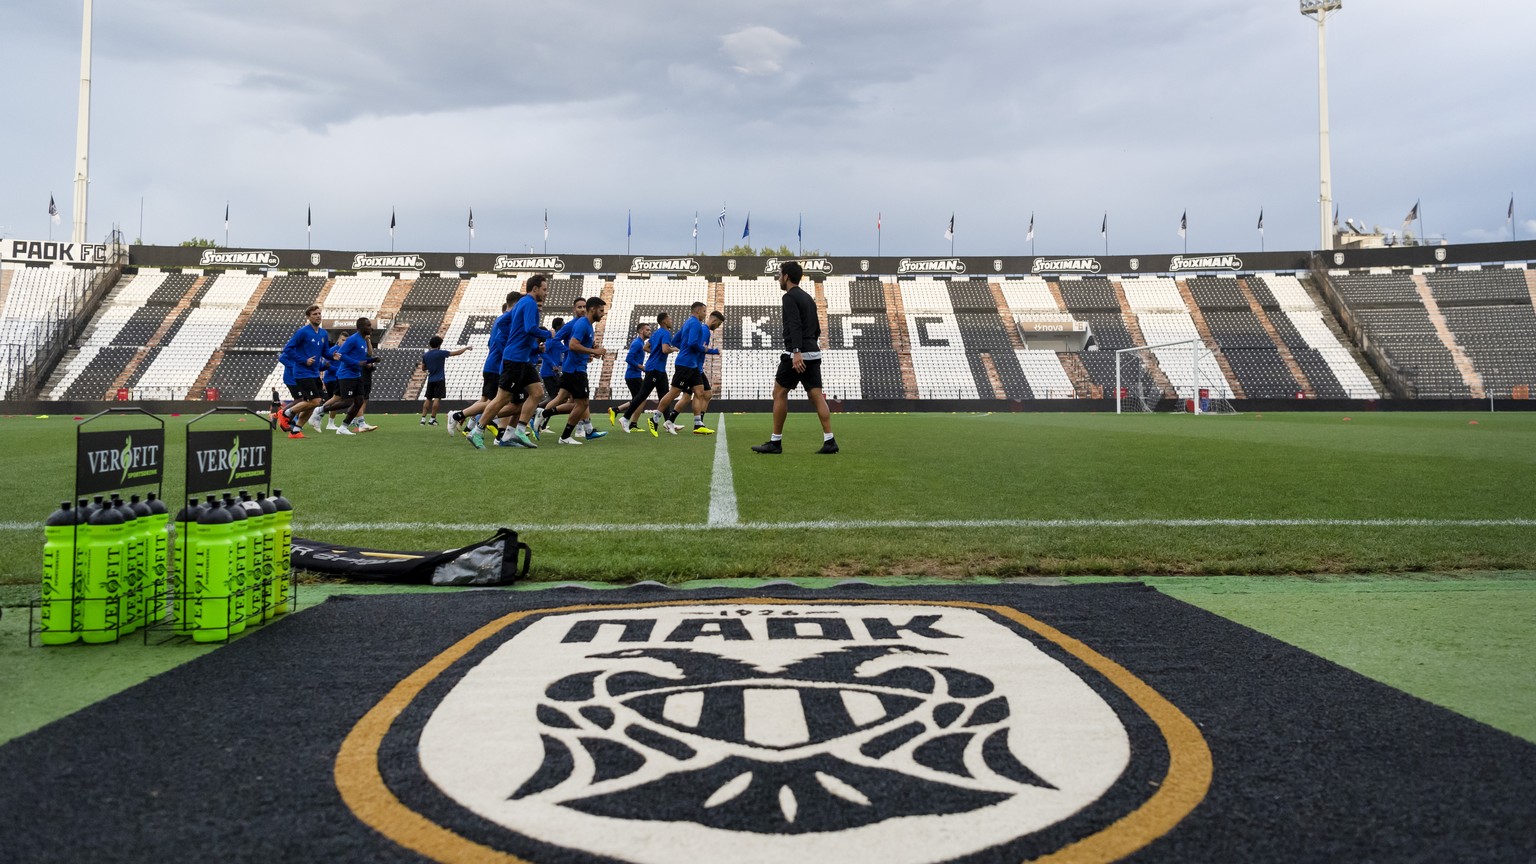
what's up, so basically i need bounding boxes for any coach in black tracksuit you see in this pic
[752,260,839,455]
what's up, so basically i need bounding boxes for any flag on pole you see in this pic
[543,209,549,242]
[627,210,632,238]
[49,195,60,225]
[1402,200,1419,236]
[468,207,475,238]
[307,205,312,234]
[1257,208,1265,232]
[717,204,726,227]
[224,202,230,231]
[797,213,803,243]
[390,208,396,237]
[1333,204,1340,231]
[944,213,954,241]
[1507,196,1515,225]
[1026,212,1034,243]
[877,212,882,231]
[1178,211,1187,239]
[693,212,698,239]
[1100,214,1107,237]
[742,212,750,240]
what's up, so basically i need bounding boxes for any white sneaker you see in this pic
[419,417,427,425]
[308,412,322,432]
[619,418,631,433]
[360,423,379,433]
[557,436,584,445]
[447,413,461,436]
[574,428,586,440]
[533,408,545,429]
[665,422,679,435]
[336,425,356,436]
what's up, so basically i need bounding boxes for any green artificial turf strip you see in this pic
[1083,573,1536,744]
[1,411,1532,585]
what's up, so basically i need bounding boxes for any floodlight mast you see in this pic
[72,0,93,247]
[1302,0,1342,251]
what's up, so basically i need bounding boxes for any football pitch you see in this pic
[1,409,1532,583]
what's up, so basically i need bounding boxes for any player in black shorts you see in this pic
[676,310,724,428]
[626,312,676,434]
[611,321,652,430]
[753,261,837,454]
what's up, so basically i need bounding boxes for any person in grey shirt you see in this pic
[752,260,839,455]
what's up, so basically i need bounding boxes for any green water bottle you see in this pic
[81,502,126,644]
[270,490,294,614]
[222,495,250,635]
[129,495,154,629]
[253,493,279,622]
[110,496,143,635]
[172,499,203,634]
[239,492,268,625]
[145,493,171,625]
[41,502,83,645]
[192,502,234,643]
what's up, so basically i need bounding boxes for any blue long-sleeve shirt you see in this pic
[501,294,552,363]
[644,326,672,373]
[333,333,374,380]
[483,311,513,374]
[564,317,597,373]
[540,339,567,378]
[280,325,330,380]
[625,337,646,379]
[674,317,717,369]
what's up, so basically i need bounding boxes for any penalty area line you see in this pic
[707,412,739,527]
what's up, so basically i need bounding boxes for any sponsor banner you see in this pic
[4,239,112,265]
[352,253,426,271]
[897,257,967,275]
[494,255,566,273]
[198,249,281,268]
[185,427,272,496]
[763,257,835,275]
[75,427,166,496]
[1167,254,1243,272]
[630,256,702,274]
[1032,257,1102,275]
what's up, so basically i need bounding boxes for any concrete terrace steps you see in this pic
[109,274,209,395]
[1111,279,1173,397]
[1298,274,1387,397]
[1239,276,1313,398]
[1174,278,1244,399]
[1411,273,1485,399]
[884,279,919,399]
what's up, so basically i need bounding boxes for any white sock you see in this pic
[695,414,704,426]
[824,432,835,441]
[770,433,783,442]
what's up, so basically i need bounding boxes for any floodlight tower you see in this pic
[1301,0,1341,251]
[72,0,94,246]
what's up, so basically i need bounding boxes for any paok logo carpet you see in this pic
[340,599,1210,863]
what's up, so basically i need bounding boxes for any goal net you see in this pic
[1114,339,1236,415]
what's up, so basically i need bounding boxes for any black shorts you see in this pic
[542,375,561,397]
[292,377,324,400]
[325,380,339,399]
[498,360,541,403]
[560,371,590,401]
[702,372,712,392]
[360,369,373,399]
[624,377,643,401]
[337,378,363,399]
[481,371,500,400]
[423,380,446,400]
[642,369,667,395]
[672,366,704,391]
[286,384,302,402]
[775,355,823,392]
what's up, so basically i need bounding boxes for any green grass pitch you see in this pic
[1,409,1532,584]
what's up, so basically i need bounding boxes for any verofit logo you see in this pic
[343,600,1209,864]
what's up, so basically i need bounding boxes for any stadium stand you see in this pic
[0,263,99,397]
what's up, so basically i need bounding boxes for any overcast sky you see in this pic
[3,1,1533,257]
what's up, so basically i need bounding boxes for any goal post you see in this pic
[1115,338,1221,415]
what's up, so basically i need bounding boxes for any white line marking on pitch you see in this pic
[7,517,1529,533]
[708,412,739,527]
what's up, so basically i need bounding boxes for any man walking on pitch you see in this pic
[555,297,608,445]
[276,305,328,438]
[419,336,468,426]
[753,261,838,454]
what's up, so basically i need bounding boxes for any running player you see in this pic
[676,310,724,432]
[419,336,469,426]
[656,302,719,435]
[477,274,552,449]
[555,297,608,445]
[450,296,516,444]
[626,312,676,435]
[330,317,378,436]
[610,321,652,430]
[536,298,588,435]
[276,305,328,437]
[312,331,348,432]
[752,260,838,454]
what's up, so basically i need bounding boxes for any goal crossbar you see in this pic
[1113,338,1207,415]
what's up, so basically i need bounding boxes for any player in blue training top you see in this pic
[418,335,469,427]
[275,304,329,438]
[656,302,720,435]
[304,335,341,433]
[449,296,516,441]
[329,317,379,436]
[536,297,590,437]
[472,274,553,450]
[551,297,608,445]
[626,311,677,435]
[610,320,653,432]
[675,310,724,431]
